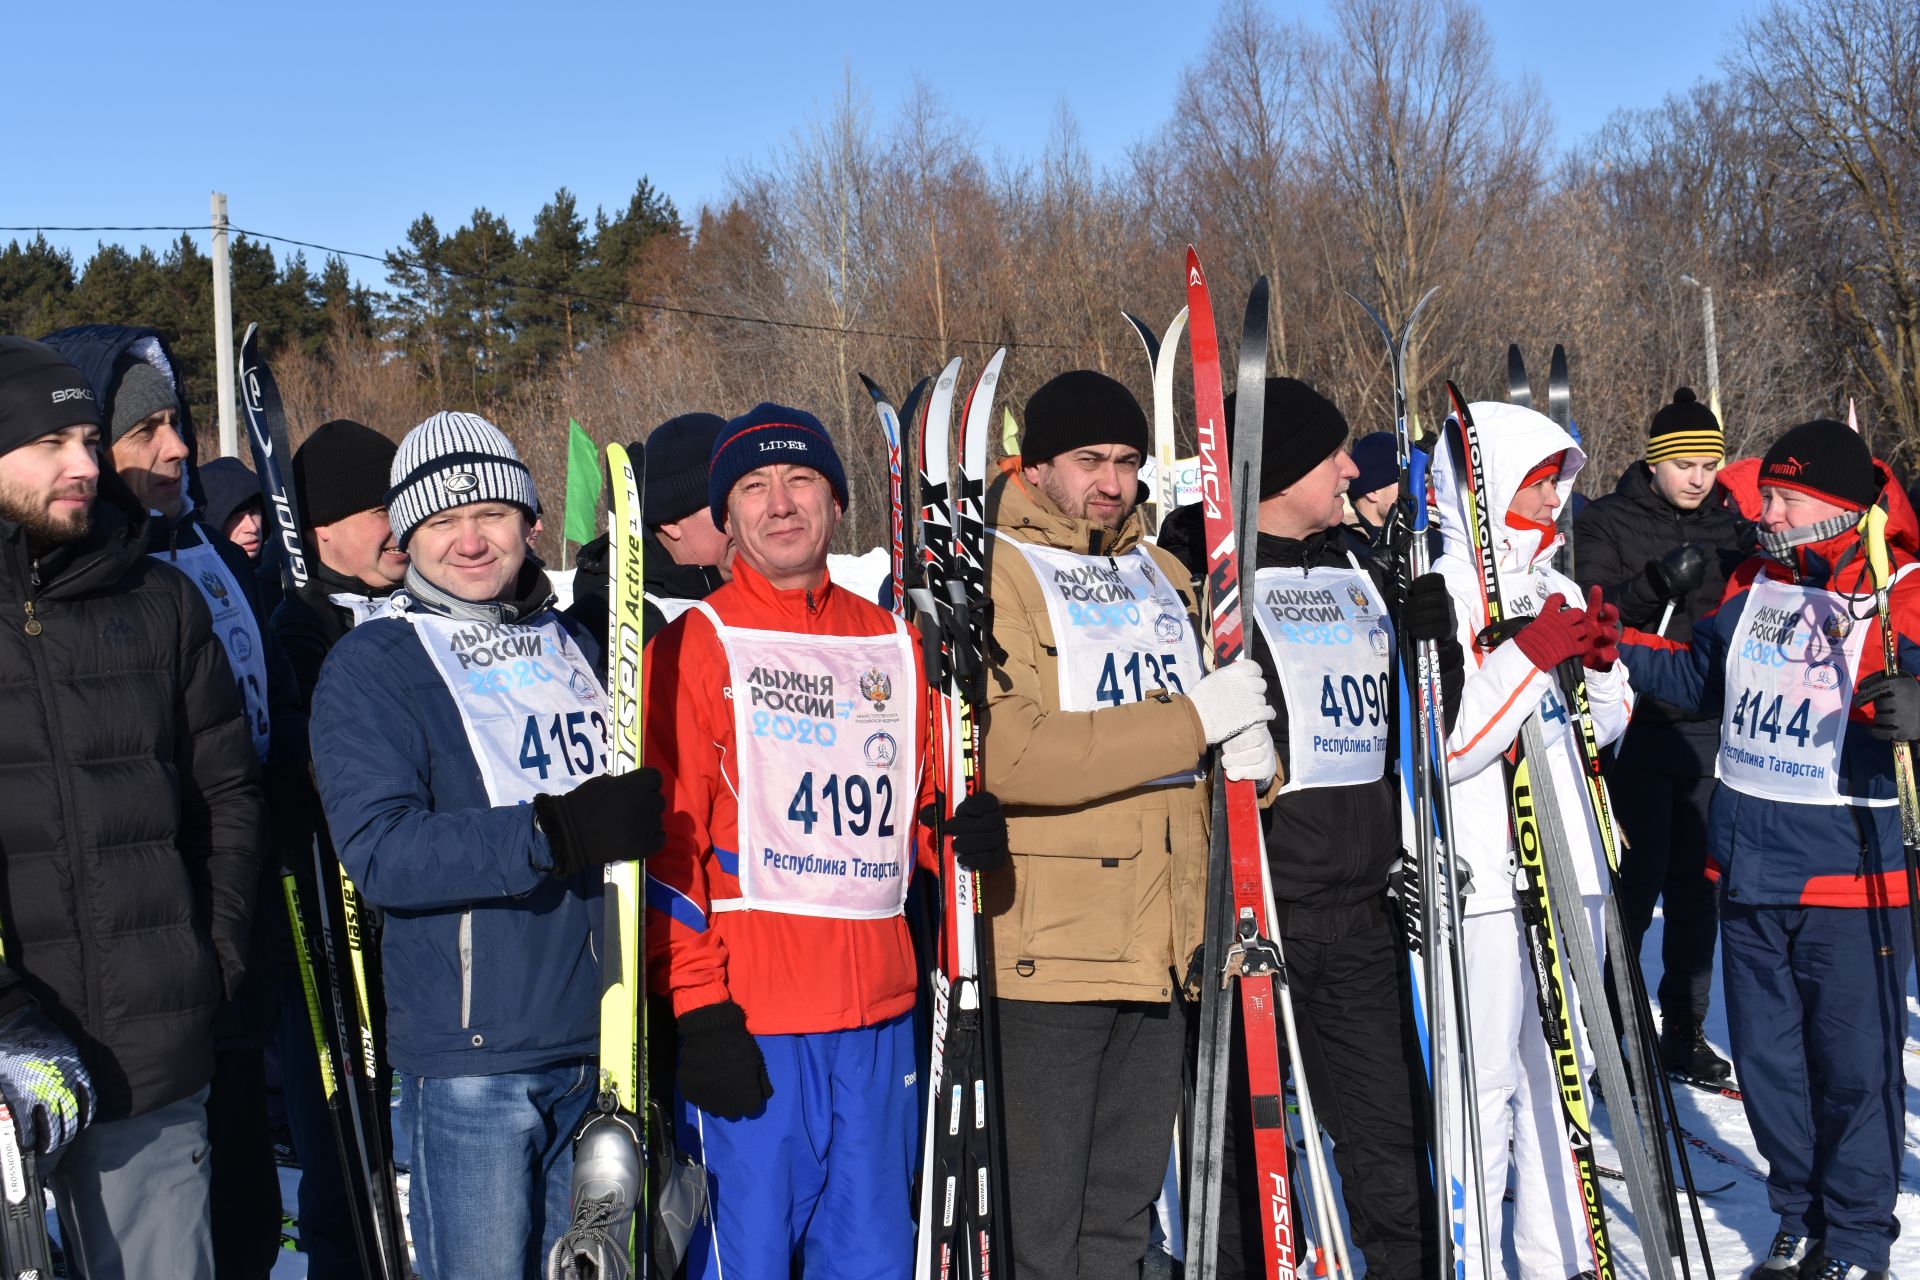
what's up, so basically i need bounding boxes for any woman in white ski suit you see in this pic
[1432,401,1634,1280]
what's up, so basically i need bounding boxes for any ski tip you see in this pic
[857,372,884,402]
[1185,245,1204,285]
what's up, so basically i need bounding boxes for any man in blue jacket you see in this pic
[311,411,665,1280]
[1622,420,1913,1280]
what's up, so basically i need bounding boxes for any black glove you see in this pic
[1854,670,1920,742]
[676,1000,772,1121]
[945,791,1009,874]
[533,768,666,879]
[1648,544,1709,602]
[1402,572,1455,645]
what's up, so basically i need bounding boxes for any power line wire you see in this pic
[0,222,1070,350]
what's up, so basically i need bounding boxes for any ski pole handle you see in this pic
[1863,504,1893,593]
[1654,599,1675,640]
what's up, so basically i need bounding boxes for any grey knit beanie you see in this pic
[386,411,538,548]
[108,359,180,442]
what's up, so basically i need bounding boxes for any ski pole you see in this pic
[1857,505,1920,980]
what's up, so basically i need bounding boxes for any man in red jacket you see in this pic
[644,403,1007,1279]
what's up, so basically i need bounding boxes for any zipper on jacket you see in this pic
[22,557,42,635]
[458,910,474,1028]
[20,574,103,1030]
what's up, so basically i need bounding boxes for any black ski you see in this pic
[240,325,410,1280]
[1506,345,1532,409]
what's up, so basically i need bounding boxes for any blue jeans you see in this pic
[400,1060,596,1280]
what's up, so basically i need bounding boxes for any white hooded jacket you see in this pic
[1431,401,1634,915]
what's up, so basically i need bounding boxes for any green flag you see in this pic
[563,418,603,546]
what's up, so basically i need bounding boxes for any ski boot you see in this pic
[1805,1255,1889,1280]
[1750,1234,1818,1280]
[1662,1020,1733,1084]
[546,1108,644,1280]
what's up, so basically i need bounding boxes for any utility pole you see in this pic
[211,192,237,458]
[1679,274,1721,426]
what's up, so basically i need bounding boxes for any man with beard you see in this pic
[0,336,262,1278]
[41,324,308,1278]
[980,370,1276,1276]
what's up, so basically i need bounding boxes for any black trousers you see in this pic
[998,996,1189,1280]
[1608,757,1719,1024]
[208,1047,283,1280]
[1214,900,1435,1280]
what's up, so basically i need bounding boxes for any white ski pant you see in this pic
[1457,904,1601,1280]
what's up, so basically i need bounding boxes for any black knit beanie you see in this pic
[1225,377,1350,498]
[1758,419,1878,510]
[1647,387,1723,463]
[1021,370,1149,463]
[294,419,398,528]
[0,337,100,455]
[643,412,726,527]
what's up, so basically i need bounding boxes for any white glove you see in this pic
[1219,723,1278,786]
[1187,658,1276,745]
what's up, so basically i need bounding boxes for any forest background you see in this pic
[3,0,1914,556]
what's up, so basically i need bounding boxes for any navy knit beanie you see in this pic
[708,403,849,530]
[1349,432,1399,497]
[644,412,726,527]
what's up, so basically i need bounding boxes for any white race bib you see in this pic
[697,604,918,921]
[1248,559,1393,792]
[405,609,609,807]
[1003,537,1204,784]
[646,594,699,627]
[165,539,272,761]
[1718,573,1905,806]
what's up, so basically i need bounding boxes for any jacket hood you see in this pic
[38,324,205,513]
[1430,400,1584,573]
[986,468,1149,557]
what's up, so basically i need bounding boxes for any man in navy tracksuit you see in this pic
[1622,420,1913,1280]
[311,411,664,1279]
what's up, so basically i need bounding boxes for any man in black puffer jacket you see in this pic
[42,322,308,1278]
[0,337,262,1278]
[1574,387,1755,1083]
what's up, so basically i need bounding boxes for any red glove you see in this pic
[1586,584,1620,671]
[1512,593,1592,672]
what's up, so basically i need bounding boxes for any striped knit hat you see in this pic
[1646,387,1723,464]
[386,411,538,548]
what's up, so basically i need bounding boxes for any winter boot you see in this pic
[1804,1254,1888,1280]
[1749,1233,1817,1280]
[1662,1020,1733,1083]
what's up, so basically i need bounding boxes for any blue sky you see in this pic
[5,0,1755,286]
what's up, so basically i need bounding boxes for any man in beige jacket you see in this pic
[982,369,1276,1278]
